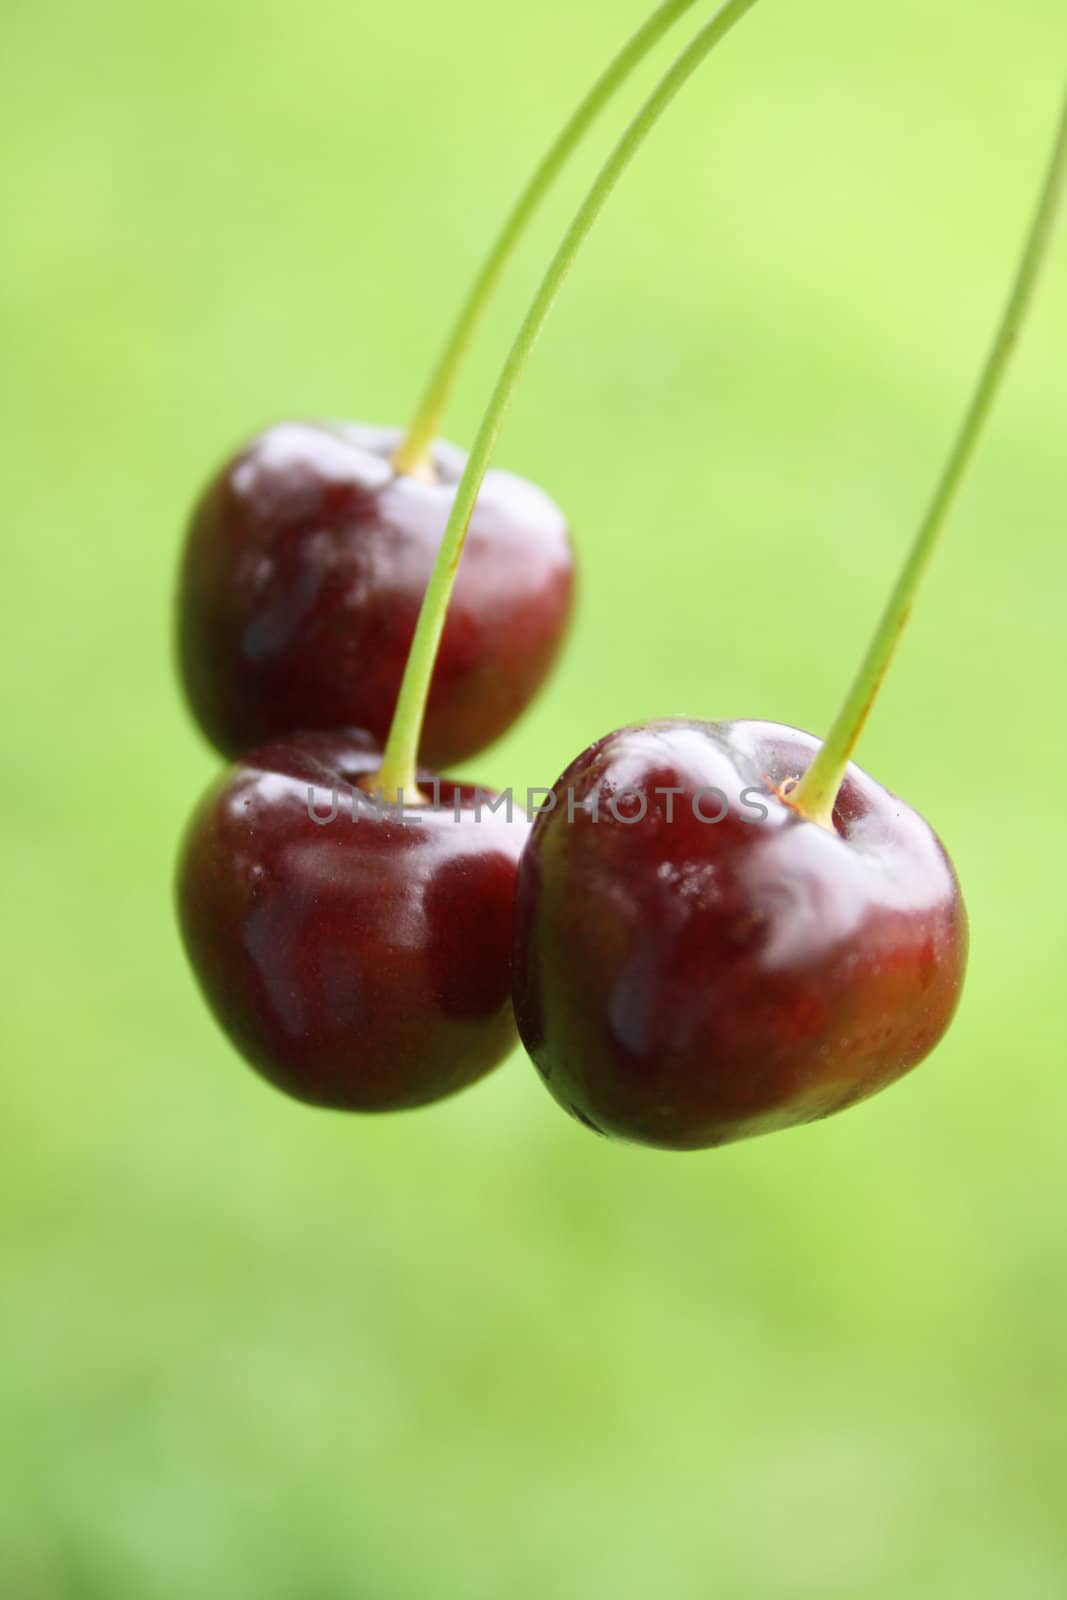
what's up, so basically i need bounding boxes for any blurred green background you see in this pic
[3,0,1066,1594]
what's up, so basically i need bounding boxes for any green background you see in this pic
[4,1,1066,1593]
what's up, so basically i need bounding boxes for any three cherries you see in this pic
[175,2,1066,1149]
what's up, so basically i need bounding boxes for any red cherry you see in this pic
[177,729,528,1111]
[177,422,574,767]
[512,718,967,1149]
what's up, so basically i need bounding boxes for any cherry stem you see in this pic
[790,82,1067,830]
[377,0,760,794]
[391,0,706,480]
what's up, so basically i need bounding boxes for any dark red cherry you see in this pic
[176,422,574,767]
[176,729,528,1111]
[512,718,967,1149]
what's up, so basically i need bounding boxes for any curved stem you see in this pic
[392,0,704,479]
[790,82,1067,830]
[378,0,761,793]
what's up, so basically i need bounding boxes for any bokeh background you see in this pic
[4,0,1066,1593]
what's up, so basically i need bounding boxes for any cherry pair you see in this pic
[176,423,571,1110]
[175,0,726,1124]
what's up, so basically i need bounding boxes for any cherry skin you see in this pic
[177,422,575,767]
[512,718,967,1150]
[177,729,528,1111]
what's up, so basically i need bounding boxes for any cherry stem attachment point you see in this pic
[378,0,761,794]
[790,82,1067,830]
[390,0,704,480]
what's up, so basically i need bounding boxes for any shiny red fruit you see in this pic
[512,719,967,1149]
[177,422,574,767]
[177,729,528,1111]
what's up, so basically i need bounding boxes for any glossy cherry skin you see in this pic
[177,729,528,1111]
[177,421,575,767]
[513,719,967,1150]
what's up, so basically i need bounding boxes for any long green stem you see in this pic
[378,0,761,794]
[392,0,706,479]
[790,83,1067,829]
[392,0,705,478]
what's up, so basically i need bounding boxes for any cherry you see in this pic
[176,729,527,1110]
[177,422,574,767]
[174,3,727,768]
[175,5,765,774]
[512,719,967,1149]
[507,69,1066,1151]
